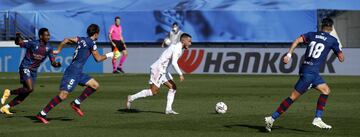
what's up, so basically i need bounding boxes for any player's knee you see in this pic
[290,90,301,101]
[322,88,331,95]
[171,84,177,90]
[150,88,159,95]
[88,80,100,90]
[59,91,68,100]
[92,83,100,90]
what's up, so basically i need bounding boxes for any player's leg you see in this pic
[71,75,99,116]
[164,79,178,114]
[265,89,301,132]
[312,75,332,129]
[1,69,34,105]
[265,73,313,132]
[36,90,68,124]
[1,71,35,114]
[270,90,301,119]
[36,75,77,123]
[117,41,127,73]
[7,71,37,108]
[314,84,330,118]
[126,84,158,109]
[126,69,161,109]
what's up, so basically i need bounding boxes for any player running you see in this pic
[1,28,61,115]
[265,18,344,132]
[35,24,119,124]
[126,33,192,115]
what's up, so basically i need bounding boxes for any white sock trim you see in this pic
[40,110,47,116]
[4,104,10,108]
[74,99,81,105]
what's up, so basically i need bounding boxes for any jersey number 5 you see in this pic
[308,41,325,59]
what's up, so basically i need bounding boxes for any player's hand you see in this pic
[283,56,290,64]
[106,52,114,58]
[283,53,291,64]
[124,44,127,48]
[15,32,23,45]
[179,75,184,82]
[51,61,61,68]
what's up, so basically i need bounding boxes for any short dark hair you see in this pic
[87,24,100,37]
[321,17,334,29]
[115,16,120,21]
[38,28,49,38]
[180,33,191,40]
[172,22,178,27]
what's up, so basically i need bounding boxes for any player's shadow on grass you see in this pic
[24,116,74,123]
[224,124,312,133]
[117,109,164,114]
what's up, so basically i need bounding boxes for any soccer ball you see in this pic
[164,37,171,45]
[215,102,227,114]
[114,50,121,59]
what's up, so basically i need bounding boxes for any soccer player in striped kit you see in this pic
[1,28,61,115]
[265,18,344,132]
[35,24,119,124]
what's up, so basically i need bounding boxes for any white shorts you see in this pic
[149,68,173,88]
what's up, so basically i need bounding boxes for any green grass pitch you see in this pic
[0,73,359,137]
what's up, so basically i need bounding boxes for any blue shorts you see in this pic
[59,73,92,92]
[294,73,325,94]
[19,68,37,85]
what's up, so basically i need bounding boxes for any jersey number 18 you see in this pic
[308,41,325,59]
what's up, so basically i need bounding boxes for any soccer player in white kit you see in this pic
[126,33,192,115]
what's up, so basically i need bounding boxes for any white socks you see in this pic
[166,89,176,111]
[129,88,176,111]
[130,89,153,102]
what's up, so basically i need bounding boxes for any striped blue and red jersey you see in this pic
[300,31,342,73]
[64,37,97,74]
[19,40,55,71]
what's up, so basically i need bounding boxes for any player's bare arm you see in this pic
[54,37,78,54]
[283,36,304,64]
[92,50,109,62]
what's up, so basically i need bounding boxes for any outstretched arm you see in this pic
[15,33,32,48]
[54,37,78,54]
[283,36,304,64]
[91,50,116,63]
